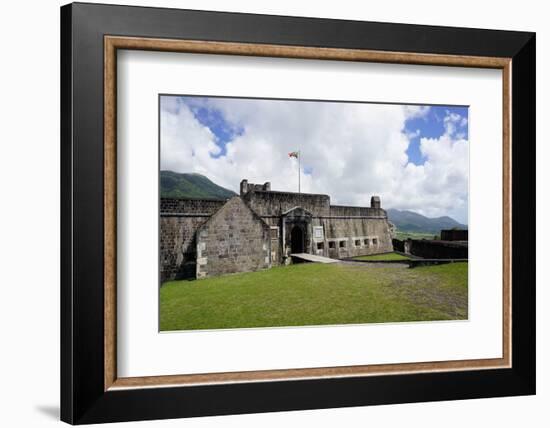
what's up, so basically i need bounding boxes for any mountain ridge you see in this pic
[386,208,466,234]
[160,171,237,200]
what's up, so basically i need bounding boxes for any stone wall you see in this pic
[410,240,468,259]
[196,197,271,278]
[261,217,282,264]
[394,238,468,259]
[160,188,394,281]
[441,229,468,241]
[242,188,393,261]
[329,205,386,217]
[240,180,271,194]
[160,216,208,282]
[392,238,405,252]
[161,197,226,214]
[160,198,227,283]
[243,190,331,216]
[315,217,393,259]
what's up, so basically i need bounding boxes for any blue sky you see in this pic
[183,98,244,158]
[404,105,468,166]
[160,96,469,223]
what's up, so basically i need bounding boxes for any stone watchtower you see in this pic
[240,179,271,196]
[371,196,381,209]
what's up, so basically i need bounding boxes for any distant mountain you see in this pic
[160,171,237,199]
[387,208,467,234]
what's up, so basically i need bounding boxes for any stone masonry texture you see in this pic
[159,180,394,283]
[196,197,271,279]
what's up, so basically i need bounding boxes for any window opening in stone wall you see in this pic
[313,226,324,239]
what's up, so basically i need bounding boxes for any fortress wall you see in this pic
[244,190,331,216]
[196,197,271,278]
[160,197,229,282]
[441,229,468,241]
[159,195,394,280]
[160,215,209,283]
[161,197,227,214]
[262,217,282,265]
[404,239,468,259]
[314,217,393,259]
[329,205,386,217]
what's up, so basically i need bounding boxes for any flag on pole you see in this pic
[288,150,301,193]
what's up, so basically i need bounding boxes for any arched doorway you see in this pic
[291,226,304,254]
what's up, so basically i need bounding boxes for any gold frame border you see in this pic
[104,36,512,391]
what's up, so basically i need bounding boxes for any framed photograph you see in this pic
[61,2,535,424]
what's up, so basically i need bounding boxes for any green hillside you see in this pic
[387,208,466,235]
[160,171,237,199]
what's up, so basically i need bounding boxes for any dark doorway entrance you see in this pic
[291,226,304,253]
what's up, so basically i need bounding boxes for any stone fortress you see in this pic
[160,179,394,283]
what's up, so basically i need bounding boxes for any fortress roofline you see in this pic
[240,178,330,198]
[250,189,330,198]
[240,179,382,209]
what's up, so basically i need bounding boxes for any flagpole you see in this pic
[298,150,301,194]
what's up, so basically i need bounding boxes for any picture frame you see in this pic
[60,2,535,424]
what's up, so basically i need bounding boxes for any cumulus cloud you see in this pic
[405,128,421,139]
[160,97,469,224]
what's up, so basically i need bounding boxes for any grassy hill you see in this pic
[387,208,466,235]
[160,171,237,199]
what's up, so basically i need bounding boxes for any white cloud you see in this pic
[161,98,469,224]
[403,105,430,119]
[405,128,421,139]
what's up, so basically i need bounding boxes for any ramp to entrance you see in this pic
[290,253,339,264]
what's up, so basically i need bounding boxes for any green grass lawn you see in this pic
[352,252,410,261]
[160,262,468,331]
